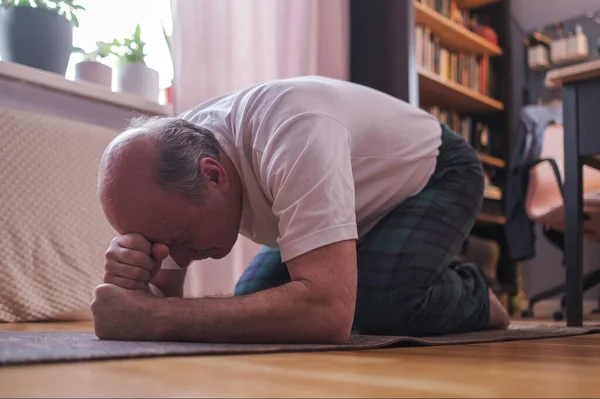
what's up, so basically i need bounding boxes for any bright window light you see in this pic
[66,0,173,90]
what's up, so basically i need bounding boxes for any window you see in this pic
[66,0,173,96]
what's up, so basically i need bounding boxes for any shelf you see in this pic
[0,61,172,116]
[414,1,502,57]
[418,67,504,113]
[478,153,506,168]
[476,212,505,225]
[455,0,499,9]
[483,186,502,201]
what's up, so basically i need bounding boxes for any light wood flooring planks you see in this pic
[1,321,600,398]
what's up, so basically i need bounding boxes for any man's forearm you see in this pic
[150,281,352,344]
[150,269,187,297]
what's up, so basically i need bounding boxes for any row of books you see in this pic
[425,106,501,200]
[425,106,492,152]
[416,0,502,201]
[415,24,497,98]
[416,0,497,45]
[425,106,472,144]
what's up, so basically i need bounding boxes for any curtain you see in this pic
[171,0,349,296]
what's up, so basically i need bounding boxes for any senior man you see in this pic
[92,76,510,343]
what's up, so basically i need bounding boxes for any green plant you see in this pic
[72,41,112,62]
[162,22,172,59]
[96,24,147,65]
[1,0,85,27]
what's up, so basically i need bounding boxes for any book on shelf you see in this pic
[415,0,499,46]
[483,173,502,200]
[424,105,501,199]
[425,106,473,143]
[415,24,497,98]
[424,106,492,154]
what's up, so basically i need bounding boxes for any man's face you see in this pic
[104,175,241,269]
[157,187,241,267]
[99,132,243,269]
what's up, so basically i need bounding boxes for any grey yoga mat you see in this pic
[1,323,599,366]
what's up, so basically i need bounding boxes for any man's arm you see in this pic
[150,240,357,344]
[150,268,187,297]
[147,255,187,298]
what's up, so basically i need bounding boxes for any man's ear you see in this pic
[199,157,229,189]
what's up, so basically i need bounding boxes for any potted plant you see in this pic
[100,24,159,102]
[0,0,85,76]
[72,42,112,87]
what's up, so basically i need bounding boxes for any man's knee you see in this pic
[233,270,291,296]
[353,268,492,336]
[233,248,290,296]
[352,286,432,336]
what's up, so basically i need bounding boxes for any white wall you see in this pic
[511,0,600,32]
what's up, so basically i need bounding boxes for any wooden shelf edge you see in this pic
[478,152,506,168]
[476,213,506,225]
[414,1,502,57]
[456,0,499,9]
[418,67,504,112]
[483,191,502,201]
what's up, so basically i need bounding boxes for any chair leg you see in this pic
[526,284,568,311]
[553,270,600,321]
[582,269,600,292]
[523,269,600,319]
[561,269,600,307]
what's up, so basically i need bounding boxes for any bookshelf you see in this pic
[349,0,518,314]
[349,0,511,196]
[456,0,499,9]
[418,67,503,113]
[478,153,505,168]
[477,212,506,225]
[414,1,502,56]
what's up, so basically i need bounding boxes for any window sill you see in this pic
[0,61,173,117]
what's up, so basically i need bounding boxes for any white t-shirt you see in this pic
[175,76,442,263]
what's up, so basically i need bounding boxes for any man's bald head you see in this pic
[98,116,221,232]
[99,125,157,195]
[100,117,221,195]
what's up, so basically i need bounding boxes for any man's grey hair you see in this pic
[127,116,221,201]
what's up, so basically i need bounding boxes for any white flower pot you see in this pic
[74,61,112,88]
[115,63,159,102]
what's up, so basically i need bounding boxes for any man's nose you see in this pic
[168,247,193,268]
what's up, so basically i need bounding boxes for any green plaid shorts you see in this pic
[234,124,490,336]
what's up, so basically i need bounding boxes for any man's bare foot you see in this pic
[487,288,511,329]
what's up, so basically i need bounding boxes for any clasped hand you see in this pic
[91,233,169,340]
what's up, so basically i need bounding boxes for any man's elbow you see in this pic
[312,302,354,344]
[322,324,352,344]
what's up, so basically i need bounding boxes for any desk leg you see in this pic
[563,84,584,327]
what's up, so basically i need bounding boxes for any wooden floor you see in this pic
[2,321,600,398]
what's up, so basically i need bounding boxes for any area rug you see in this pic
[1,323,599,366]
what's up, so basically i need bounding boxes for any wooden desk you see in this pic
[546,60,600,327]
